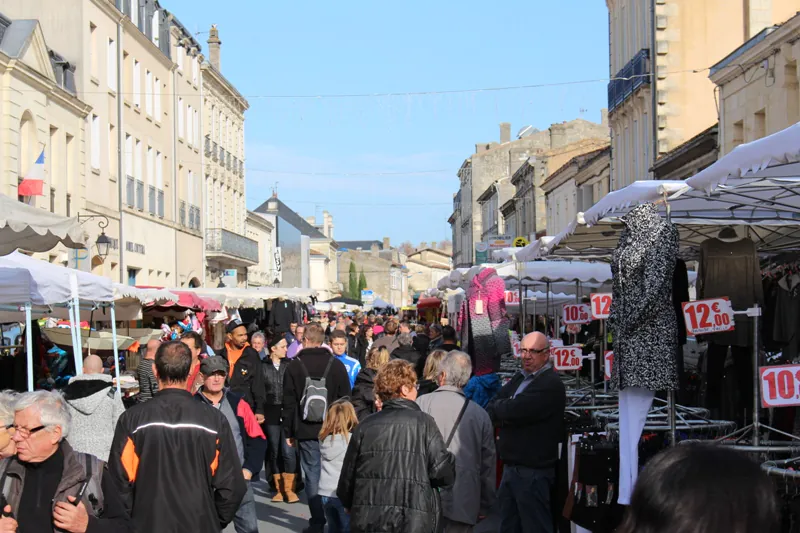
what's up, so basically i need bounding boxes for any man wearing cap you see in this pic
[219,319,267,424]
[195,357,267,533]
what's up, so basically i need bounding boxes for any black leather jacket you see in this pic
[337,398,456,533]
[262,357,290,407]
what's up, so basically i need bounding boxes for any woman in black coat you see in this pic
[353,325,374,368]
[338,359,456,533]
[351,345,389,421]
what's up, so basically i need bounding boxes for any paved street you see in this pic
[226,479,502,533]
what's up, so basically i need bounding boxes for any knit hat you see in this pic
[200,356,229,375]
[267,335,285,351]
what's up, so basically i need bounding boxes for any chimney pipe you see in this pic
[382,237,390,249]
[207,24,221,70]
[500,122,511,144]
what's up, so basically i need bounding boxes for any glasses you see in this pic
[520,347,549,356]
[13,425,46,439]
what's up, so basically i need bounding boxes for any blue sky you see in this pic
[166,0,610,245]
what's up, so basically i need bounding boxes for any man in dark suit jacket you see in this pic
[486,332,566,533]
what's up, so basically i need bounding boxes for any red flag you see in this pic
[18,179,44,196]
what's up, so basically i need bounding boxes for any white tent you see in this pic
[495,260,613,284]
[0,194,86,255]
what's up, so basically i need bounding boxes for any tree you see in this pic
[399,241,415,255]
[358,269,367,297]
[348,261,358,299]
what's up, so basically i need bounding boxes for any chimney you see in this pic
[207,25,221,70]
[431,241,437,250]
[500,122,511,144]
[550,123,567,149]
[600,108,609,127]
[420,241,427,250]
[382,237,390,250]
[305,216,316,226]
[371,243,380,256]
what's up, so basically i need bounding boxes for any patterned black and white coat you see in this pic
[609,203,680,392]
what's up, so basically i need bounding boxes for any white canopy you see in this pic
[372,298,395,309]
[505,291,579,313]
[0,194,86,255]
[495,261,613,284]
[44,328,136,352]
[513,236,556,262]
[113,284,178,304]
[0,268,33,305]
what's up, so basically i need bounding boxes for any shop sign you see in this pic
[513,236,529,247]
[604,351,613,381]
[682,297,734,336]
[475,242,489,263]
[562,303,591,325]
[487,235,513,249]
[590,293,612,320]
[361,289,374,304]
[552,345,582,371]
[760,364,800,407]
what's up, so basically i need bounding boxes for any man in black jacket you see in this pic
[282,323,351,533]
[219,319,267,424]
[108,341,246,533]
[391,333,423,375]
[486,332,565,533]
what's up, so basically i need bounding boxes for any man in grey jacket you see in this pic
[417,350,496,533]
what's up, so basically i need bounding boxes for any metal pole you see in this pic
[518,277,525,337]
[68,300,79,373]
[546,281,551,337]
[25,303,33,392]
[110,303,121,396]
[753,304,761,447]
[73,297,84,376]
[668,390,677,447]
[602,318,608,394]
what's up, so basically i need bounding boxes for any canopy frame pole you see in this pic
[25,303,33,392]
[110,303,121,396]
[73,297,84,376]
[68,300,80,375]
[546,282,551,337]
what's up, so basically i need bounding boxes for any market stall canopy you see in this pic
[494,261,612,284]
[43,327,135,352]
[371,298,395,309]
[513,236,556,262]
[115,285,178,304]
[0,268,33,305]
[145,290,221,313]
[324,296,363,306]
[416,297,441,309]
[0,194,86,255]
[505,291,577,313]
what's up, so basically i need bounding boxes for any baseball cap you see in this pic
[225,318,246,334]
[200,356,229,375]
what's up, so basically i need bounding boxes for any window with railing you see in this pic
[179,201,186,227]
[239,160,244,175]
[148,185,156,215]
[205,228,258,263]
[608,49,650,113]
[233,156,239,175]
[136,180,144,210]
[212,142,218,161]
[204,136,211,157]
[226,153,232,170]
[126,176,135,208]
[218,145,225,163]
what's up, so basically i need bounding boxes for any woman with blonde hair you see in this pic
[318,400,359,533]
[0,390,17,458]
[351,346,390,421]
[338,360,455,533]
[417,349,447,397]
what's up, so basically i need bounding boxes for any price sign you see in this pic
[604,351,614,381]
[682,298,735,336]
[760,365,800,407]
[562,304,591,325]
[590,293,612,320]
[551,346,583,371]
[510,331,521,358]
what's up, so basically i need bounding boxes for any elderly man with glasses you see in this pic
[0,390,132,533]
[486,332,566,533]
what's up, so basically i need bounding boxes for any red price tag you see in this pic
[590,293,612,320]
[682,298,734,336]
[551,346,582,371]
[562,304,591,325]
[604,351,613,381]
[760,365,800,407]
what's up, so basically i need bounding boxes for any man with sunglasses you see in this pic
[0,390,132,533]
[486,332,566,533]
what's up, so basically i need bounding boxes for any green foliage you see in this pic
[348,261,358,299]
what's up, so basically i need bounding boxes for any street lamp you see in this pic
[76,213,111,262]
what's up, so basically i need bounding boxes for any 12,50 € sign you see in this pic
[761,365,800,408]
[562,304,591,325]
[551,346,582,371]
[681,298,735,336]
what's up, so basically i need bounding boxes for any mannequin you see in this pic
[609,203,679,505]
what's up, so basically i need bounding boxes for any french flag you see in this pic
[19,149,45,197]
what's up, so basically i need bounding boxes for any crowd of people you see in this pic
[0,312,784,533]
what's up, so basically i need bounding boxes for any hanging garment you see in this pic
[466,268,512,375]
[698,237,764,348]
[617,386,655,505]
[269,299,296,334]
[609,203,679,392]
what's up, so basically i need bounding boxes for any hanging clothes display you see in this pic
[465,267,512,376]
[608,203,679,506]
[269,298,296,334]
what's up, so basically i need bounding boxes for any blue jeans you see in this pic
[233,481,258,533]
[322,496,350,533]
[265,424,296,473]
[299,439,325,532]
[498,465,555,533]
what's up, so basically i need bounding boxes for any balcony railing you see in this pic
[218,145,225,163]
[608,49,650,113]
[204,136,211,157]
[188,205,201,230]
[226,153,232,171]
[179,201,186,227]
[205,227,258,263]
[148,186,156,215]
[135,180,144,210]
[157,190,164,218]
[233,156,239,175]
[126,176,135,208]
[239,160,244,175]
[212,141,218,161]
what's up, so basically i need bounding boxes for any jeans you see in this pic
[498,465,555,533]
[322,496,350,533]
[233,481,258,533]
[265,424,296,473]
[299,439,325,531]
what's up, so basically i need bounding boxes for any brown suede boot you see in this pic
[271,474,284,502]
[282,473,300,503]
